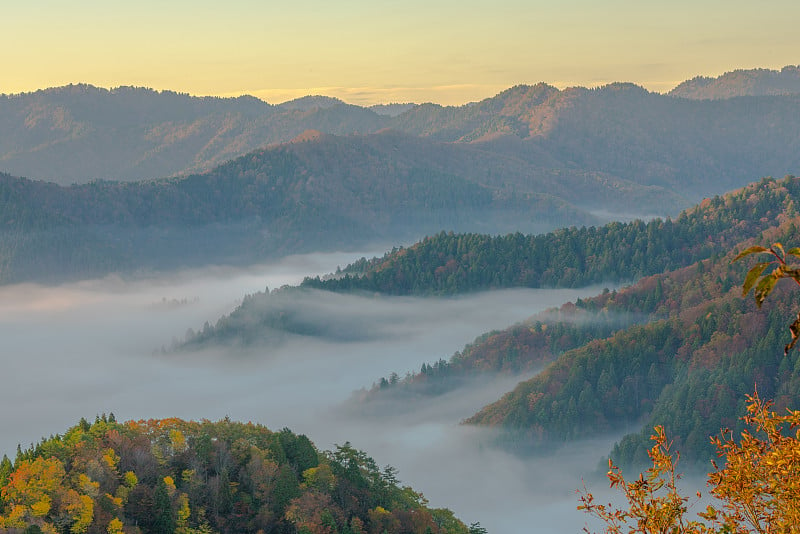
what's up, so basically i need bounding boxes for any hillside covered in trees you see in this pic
[335,177,800,466]
[669,64,800,99]
[0,416,478,534]
[464,234,800,463]
[186,170,791,352]
[304,176,800,295]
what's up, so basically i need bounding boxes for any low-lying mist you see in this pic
[1,252,618,533]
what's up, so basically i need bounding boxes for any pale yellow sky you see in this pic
[3,0,799,105]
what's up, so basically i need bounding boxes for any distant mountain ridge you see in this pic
[277,94,346,111]
[368,103,417,117]
[0,84,385,183]
[3,72,800,205]
[669,65,800,99]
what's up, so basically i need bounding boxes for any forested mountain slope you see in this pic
[0,416,475,534]
[465,218,800,468]
[304,176,800,295]
[181,177,798,354]
[339,177,800,466]
[389,82,800,199]
[669,65,800,99]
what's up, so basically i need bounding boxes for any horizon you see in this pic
[5,1,800,106]
[1,67,798,108]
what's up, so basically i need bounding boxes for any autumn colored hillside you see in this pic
[464,221,800,466]
[0,416,476,534]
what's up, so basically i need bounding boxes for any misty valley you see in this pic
[4,65,800,534]
[0,257,614,533]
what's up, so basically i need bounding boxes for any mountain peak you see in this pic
[277,95,345,111]
[488,83,560,106]
[596,82,650,94]
[369,103,417,117]
[670,65,800,99]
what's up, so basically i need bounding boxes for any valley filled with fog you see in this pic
[0,252,620,532]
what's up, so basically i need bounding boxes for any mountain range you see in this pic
[3,67,800,283]
[3,66,800,198]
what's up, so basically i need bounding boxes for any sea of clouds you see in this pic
[0,252,623,533]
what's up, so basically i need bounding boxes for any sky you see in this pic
[4,1,800,105]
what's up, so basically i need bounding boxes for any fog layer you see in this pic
[1,253,616,533]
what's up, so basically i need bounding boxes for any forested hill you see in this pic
[464,216,800,468]
[303,175,800,295]
[669,65,800,99]
[362,217,800,468]
[348,178,800,467]
[0,416,477,534]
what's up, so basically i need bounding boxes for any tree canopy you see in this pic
[0,416,476,534]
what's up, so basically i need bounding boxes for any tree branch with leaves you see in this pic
[735,242,800,355]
